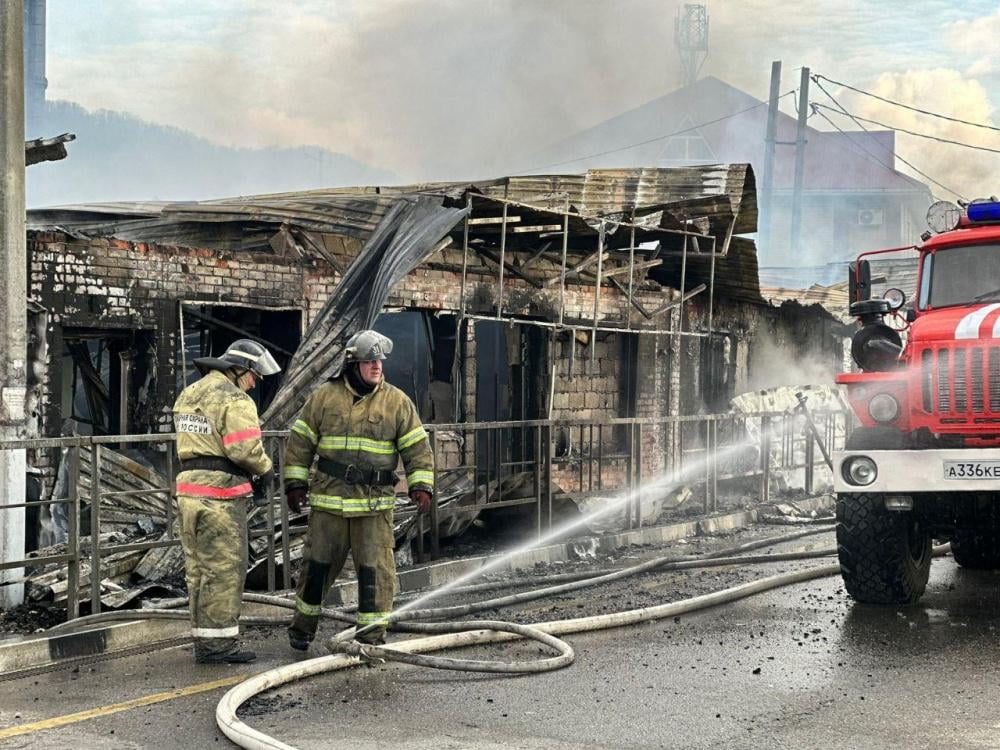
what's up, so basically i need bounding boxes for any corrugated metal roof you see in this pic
[27,164,756,251]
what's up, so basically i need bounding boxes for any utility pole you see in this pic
[0,0,28,608]
[758,61,782,258]
[790,66,810,256]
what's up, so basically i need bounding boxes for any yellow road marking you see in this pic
[0,674,244,741]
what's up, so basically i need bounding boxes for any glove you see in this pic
[410,489,432,514]
[286,487,309,514]
[251,469,276,507]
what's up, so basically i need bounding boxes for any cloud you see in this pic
[945,9,1000,77]
[839,68,999,200]
[43,0,1000,190]
[48,0,689,180]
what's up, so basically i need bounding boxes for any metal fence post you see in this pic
[90,444,102,614]
[710,419,719,513]
[626,421,635,530]
[545,423,553,532]
[277,439,291,590]
[265,442,276,593]
[759,415,771,504]
[66,444,81,620]
[534,423,542,540]
[164,445,175,540]
[703,419,710,514]
[805,428,815,495]
[635,423,644,529]
[429,429,439,559]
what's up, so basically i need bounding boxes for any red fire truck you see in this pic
[834,199,1000,604]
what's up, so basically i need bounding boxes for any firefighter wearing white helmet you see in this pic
[172,339,280,664]
[284,329,434,650]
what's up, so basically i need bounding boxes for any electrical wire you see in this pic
[813,104,1000,157]
[517,91,796,173]
[811,78,965,201]
[814,73,1000,135]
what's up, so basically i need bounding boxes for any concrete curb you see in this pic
[0,619,190,676]
[0,495,835,676]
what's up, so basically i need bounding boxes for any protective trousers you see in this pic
[177,495,248,660]
[290,509,396,644]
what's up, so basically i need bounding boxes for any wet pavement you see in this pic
[2,530,999,749]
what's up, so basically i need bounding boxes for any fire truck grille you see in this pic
[937,349,951,412]
[925,345,1000,418]
[991,348,1000,412]
[971,348,985,412]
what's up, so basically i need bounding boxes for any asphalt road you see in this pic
[2,538,999,749]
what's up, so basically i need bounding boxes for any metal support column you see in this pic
[558,196,569,328]
[496,200,509,319]
[590,222,606,371]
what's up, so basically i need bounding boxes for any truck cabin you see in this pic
[839,199,1000,445]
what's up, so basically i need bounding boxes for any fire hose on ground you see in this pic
[41,526,949,750]
[47,526,835,635]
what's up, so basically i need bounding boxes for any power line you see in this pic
[813,104,1000,156]
[518,92,796,173]
[814,73,1000,135]
[811,79,965,201]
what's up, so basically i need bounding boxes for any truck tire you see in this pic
[836,493,931,604]
[951,527,1000,569]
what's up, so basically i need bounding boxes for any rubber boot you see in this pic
[197,648,257,664]
[288,628,313,652]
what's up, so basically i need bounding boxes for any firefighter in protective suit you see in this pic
[173,339,280,664]
[285,330,434,650]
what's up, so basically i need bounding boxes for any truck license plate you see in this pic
[943,461,1000,479]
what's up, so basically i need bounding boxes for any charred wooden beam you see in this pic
[476,247,543,289]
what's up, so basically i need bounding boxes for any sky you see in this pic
[44,0,1000,195]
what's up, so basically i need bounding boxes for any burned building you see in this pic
[24,165,844,518]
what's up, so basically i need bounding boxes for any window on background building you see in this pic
[657,116,716,166]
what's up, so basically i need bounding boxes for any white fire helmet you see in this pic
[344,330,393,363]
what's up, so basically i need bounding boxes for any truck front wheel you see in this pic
[951,526,1000,569]
[836,493,931,604]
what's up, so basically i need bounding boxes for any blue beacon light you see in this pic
[967,201,1000,223]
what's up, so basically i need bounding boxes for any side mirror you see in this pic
[849,260,872,302]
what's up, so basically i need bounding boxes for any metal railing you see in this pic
[422,408,849,558]
[0,408,849,621]
[0,431,292,621]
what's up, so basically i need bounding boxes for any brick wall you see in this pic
[26,230,844,503]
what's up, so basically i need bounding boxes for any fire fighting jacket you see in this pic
[283,376,434,516]
[173,370,272,498]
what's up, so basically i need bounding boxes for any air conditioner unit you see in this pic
[857,208,884,227]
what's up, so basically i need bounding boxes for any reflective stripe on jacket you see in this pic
[283,376,434,516]
[173,370,271,498]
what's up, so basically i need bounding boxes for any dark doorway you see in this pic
[373,311,458,423]
[474,322,548,483]
[179,304,302,413]
[62,328,156,436]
